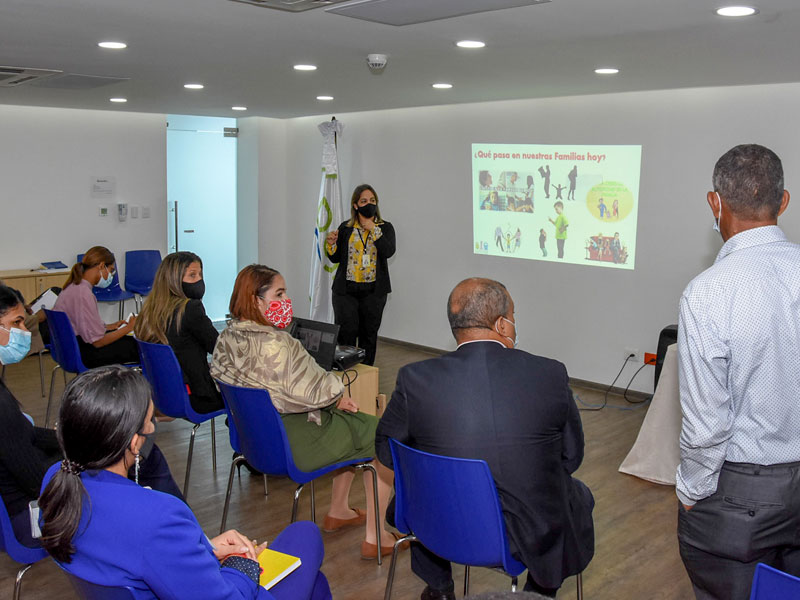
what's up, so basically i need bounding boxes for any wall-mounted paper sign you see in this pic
[91,176,116,200]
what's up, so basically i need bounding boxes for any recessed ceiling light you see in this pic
[294,64,318,71]
[184,83,204,90]
[716,6,758,17]
[594,68,620,75]
[432,83,453,89]
[232,106,247,111]
[109,98,127,103]
[316,95,334,101]
[456,40,486,49]
[98,41,127,49]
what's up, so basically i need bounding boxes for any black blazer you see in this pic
[326,220,396,295]
[166,300,221,412]
[375,341,595,588]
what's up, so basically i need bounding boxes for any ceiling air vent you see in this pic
[0,66,62,87]
[228,0,352,12]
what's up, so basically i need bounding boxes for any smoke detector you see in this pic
[366,54,388,72]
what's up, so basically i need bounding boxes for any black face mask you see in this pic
[357,204,377,219]
[182,279,205,300]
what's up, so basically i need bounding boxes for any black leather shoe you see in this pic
[420,585,456,600]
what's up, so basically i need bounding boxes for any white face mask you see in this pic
[495,316,518,349]
[713,192,722,234]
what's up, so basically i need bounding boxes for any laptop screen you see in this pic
[290,317,340,371]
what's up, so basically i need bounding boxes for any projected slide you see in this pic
[472,144,642,269]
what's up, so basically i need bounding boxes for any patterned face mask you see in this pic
[265,298,293,329]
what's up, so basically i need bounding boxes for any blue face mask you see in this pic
[96,265,114,289]
[0,327,32,365]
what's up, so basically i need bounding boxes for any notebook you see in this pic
[258,547,302,590]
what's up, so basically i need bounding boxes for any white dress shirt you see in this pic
[676,226,800,505]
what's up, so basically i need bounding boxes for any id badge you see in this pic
[361,254,370,268]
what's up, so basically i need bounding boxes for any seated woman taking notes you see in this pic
[53,246,138,367]
[39,366,329,600]
[211,265,400,559]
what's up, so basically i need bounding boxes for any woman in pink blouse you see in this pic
[53,246,138,367]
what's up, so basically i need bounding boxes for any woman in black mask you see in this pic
[325,184,396,366]
[135,252,223,413]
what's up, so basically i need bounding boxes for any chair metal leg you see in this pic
[221,455,246,533]
[45,365,62,427]
[463,565,470,597]
[383,534,417,600]
[355,462,382,565]
[310,479,316,523]
[291,483,307,523]
[38,350,45,397]
[210,417,217,473]
[263,474,269,496]
[183,423,200,500]
[14,564,34,600]
[577,572,583,600]
[510,576,518,592]
[62,369,67,386]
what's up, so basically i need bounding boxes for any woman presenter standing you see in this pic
[325,184,396,366]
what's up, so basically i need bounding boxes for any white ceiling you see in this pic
[1,0,799,119]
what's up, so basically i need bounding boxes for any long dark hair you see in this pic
[0,284,24,319]
[39,366,151,563]
[64,246,115,289]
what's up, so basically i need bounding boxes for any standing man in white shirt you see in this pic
[676,144,800,599]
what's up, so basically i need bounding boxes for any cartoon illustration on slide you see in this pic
[612,198,619,218]
[495,225,504,251]
[548,201,568,259]
[554,183,565,200]
[567,165,578,201]
[539,228,547,257]
[538,165,551,198]
[514,227,521,253]
[587,181,633,222]
[597,197,608,219]
[585,232,628,264]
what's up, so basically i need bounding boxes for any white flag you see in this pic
[309,119,345,323]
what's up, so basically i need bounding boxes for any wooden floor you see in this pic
[0,341,694,599]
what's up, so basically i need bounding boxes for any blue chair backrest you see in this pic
[43,309,88,374]
[77,253,125,297]
[124,251,161,293]
[135,340,192,420]
[216,381,296,478]
[63,570,138,599]
[749,563,800,599]
[388,439,525,573]
[0,496,48,566]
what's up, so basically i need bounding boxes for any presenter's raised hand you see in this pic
[326,231,338,246]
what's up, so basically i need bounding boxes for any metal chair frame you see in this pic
[0,499,48,600]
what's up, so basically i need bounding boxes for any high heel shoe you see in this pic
[232,452,262,475]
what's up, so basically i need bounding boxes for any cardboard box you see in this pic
[336,363,380,416]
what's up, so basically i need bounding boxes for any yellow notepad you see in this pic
[258,547,302,590]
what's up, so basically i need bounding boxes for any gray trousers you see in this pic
[678,461,800,600]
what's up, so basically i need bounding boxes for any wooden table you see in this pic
[0,268,70,302]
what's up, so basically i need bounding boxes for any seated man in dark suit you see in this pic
[375,277,594,600]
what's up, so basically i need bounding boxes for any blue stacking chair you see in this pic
[0,499,48,600]
[383,439,583,600]
[136,340,226,501]
[124,250,162,312]
[77,253,134,320]
[216,381,382,563]
[750,563,800,599]
[61,569,138,599]
[43,309,89,427]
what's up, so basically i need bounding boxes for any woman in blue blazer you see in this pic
[39,366,329,600]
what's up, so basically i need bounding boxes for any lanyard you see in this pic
[356,227,371,250]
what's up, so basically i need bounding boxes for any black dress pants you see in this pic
[678,461,800,600]
[332,282,387,366]
[77,335,139,368]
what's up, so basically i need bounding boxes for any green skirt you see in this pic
[281,408,377,472]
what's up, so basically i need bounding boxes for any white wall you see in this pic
[0,105,167,289]
[259,82,800,393]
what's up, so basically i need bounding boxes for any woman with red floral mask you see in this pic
[211,265,401,560]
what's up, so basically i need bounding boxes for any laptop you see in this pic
[290,317,365,371]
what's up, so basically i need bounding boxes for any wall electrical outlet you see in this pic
[624,347,643,363]
[142,205,151,219]
[130,205,139,219]
[98,206,109,217]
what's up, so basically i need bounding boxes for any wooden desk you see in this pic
[0,268,70,302]
[336,363,386,417]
